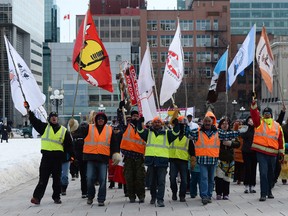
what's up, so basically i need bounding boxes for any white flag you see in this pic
[140,90,157,124]
[138,45,155,94]
[256,26,274,93]
[4,35,46,115]
[32,106,48,138]
[160,19,184,106]
[227,24,256,88]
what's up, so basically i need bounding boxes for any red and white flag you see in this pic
[159,19,184,106]
[72,10,113,92]
[256,26,274,93]
[63,14,70,20]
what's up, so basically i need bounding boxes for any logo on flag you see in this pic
[64,14,70,20]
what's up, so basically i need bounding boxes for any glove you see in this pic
[68,118,79,132]
[238,125,248,133]
[24,101,30,110]
[223,140,232,146]
[119,100,125,109]
[112,152,121,165]
[172,118,179,126]
[139,116,145,123]
[190,156,196,170]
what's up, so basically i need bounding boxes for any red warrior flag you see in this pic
[72,10,113,92]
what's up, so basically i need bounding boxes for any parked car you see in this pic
[21,125,33,138]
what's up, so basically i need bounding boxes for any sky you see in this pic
[0,138,41,194]
[57,0,177,42]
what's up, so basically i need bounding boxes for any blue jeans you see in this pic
[169,160,188,197]
[199,163,217,199]
[149,166,167,202]
[61,161,70,186]
[86,161,108,202]
[256,152,276,197]
[190,171,200,197]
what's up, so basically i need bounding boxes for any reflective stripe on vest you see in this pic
[120,124,146,154]
[145,130,169,158]
[252,120,282,154]
[169,136,189,160]
[83,124,111,156]
[41,125,66,151]
[194,130,220,157]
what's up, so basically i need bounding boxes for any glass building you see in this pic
[230,0,288,35]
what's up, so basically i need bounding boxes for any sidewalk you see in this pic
[1,176,288,216]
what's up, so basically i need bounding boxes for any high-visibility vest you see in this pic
[83,124,112,156]
[120,124,146,154]
[41,125,66,152]
[145,130,169,158]
[252,120,283,154]
[169,136,189,161]
[194,130,220,157]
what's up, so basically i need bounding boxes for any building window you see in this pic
[160,35,173,47]
[196,52,211,62]
[122,19,131,26]
[147,20,157,31]
[102,95,111,101]
[181,35,193,47]
[148,35,157,47]
[183,52,193,63]
[196,20,211,30]
[180,20,193,31]
[151,52,158,63]
[160,20,176,31]
[160,52,168,63]
[196,35,211,47]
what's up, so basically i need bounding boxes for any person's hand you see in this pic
[190,156,196,170]
[112,152,121,165]
[223,140,232,146]
[24,101,30,110]
[119,100,125,109]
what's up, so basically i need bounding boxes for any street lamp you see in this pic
[50,89,64,114]
[98,104,106,112]
[232,100,237,120]
[240,106,246,119]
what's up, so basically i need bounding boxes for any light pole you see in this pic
[232,100,237,120]
[50,89,64,114]
[240,106,246,120]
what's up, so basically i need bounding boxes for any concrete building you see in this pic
[0,0,44,127]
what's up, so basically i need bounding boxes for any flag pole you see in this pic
[69,11,71,42]
[252,23,256,99]
[277,77,285,108]
[225,46,229,117]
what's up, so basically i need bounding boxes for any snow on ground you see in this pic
[0,138,41,193]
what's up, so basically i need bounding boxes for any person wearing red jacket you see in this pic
[250,99,284,201]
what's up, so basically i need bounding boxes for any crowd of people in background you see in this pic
[23,97,287,207]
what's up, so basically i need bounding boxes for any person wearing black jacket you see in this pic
[240,116,257,193]
[24,102,73,205]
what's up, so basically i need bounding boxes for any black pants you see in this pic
[242,152,257,186]
[215,177,230,197]
[33,154,62,201]
[274,154,282,183]
[78,159,87,195]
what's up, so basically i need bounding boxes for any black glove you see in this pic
[119,100,125,109]
[172,118,179,125]
[24,101,30,110]
[139,116,145,123]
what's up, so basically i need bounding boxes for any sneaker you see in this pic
[150,198,156,204]
[250,189,256,193]
[180,197,186,202]
[87,199,93,205]
[244,189,249,194]
[31,197,40,205]
[268,194,274,199]
[172,193,177,201]
[259,196,266,202]
[216,195,222,200]
[202,198,208,205]
[61,191,66,196]
[207,197,212,203]
[223,196,229,200]
[54,198,62,204]
[282,179,287,185]
[157,200,165,207]
[98,201,105,206]
[190,195,196,198]
[129,198,135,203]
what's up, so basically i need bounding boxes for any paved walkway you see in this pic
[1,175,288,216]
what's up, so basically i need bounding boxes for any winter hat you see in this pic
[130,110,139,116]
[68,118,79,132]
[48,111,58,119]
[262,107,272,116]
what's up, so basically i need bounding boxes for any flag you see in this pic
[64,14,70,20]
[138,45,155,94]
[256,26,274,92]
[32,106,47,138]
[227,24,256,88]
[4,35,46,116]
[207,50,228,103]
[72,10,113,92]
[138,44,157,122]
[159,19,184,106]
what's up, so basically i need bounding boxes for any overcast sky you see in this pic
[57,0,177,42]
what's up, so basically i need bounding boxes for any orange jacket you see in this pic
[120,124,146,154]
[194,129,220,157]
[83,124,112,156]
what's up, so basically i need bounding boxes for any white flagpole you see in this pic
[252,23,256,98]
[225,46,229,117]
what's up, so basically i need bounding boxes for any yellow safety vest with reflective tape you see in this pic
[41,125,66,151]
[145,130,169,158]
[169,136,189,161]
[252,120,283,155]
